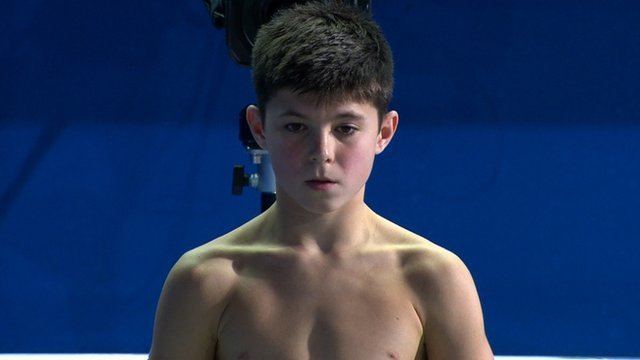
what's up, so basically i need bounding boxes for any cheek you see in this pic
[268,137,376,183]
[338,145,376,180]
[269,142,305,178]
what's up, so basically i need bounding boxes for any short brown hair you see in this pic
[251,1,394,131]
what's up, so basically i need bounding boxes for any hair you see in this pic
[251,0,394,132]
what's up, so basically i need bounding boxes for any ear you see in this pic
[376,110,399,155]
[245,104,268,150]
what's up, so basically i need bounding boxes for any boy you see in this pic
[149,2,493,359]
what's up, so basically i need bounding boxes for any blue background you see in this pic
[1,0,639,356]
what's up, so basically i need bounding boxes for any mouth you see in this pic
[305,180,338,190]
[306,179,337,183]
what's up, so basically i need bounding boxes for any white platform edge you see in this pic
[0,355,637,360]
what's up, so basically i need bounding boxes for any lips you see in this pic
[306,179,336,183]
[305,179,338,190]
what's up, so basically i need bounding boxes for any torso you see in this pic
[190,214,445,360]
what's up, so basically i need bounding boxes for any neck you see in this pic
[258,197,378,258]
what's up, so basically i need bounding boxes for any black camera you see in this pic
[202,0,371,66]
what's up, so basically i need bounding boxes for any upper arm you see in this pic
[149,251,236,360]
[410,250,493,360]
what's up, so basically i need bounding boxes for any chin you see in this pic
[288,190,344,214]
[301,201,344,215]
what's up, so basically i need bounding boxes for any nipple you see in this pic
[386,351,400,359]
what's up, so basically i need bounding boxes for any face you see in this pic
[246,89,398,214]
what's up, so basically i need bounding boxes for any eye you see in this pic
[284,123,306,132]
[284,123,358,135]
[338,125,357,135]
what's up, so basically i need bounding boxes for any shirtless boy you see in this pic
[149,2,493,359]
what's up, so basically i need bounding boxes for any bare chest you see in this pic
[215,252,426,360]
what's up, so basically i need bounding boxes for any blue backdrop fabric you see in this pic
[1,0,639,356]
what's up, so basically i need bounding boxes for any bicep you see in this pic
[149,253,232,360]
[421,253,493,360]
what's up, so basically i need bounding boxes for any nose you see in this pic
[308,131,334,163]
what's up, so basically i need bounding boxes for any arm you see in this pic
[411,250,494,360]
[149,251,235,360]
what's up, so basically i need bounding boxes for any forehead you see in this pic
[268,89,377,120]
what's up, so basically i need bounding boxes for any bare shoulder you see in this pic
[176,242,240,296]
[382,222,493,359]
[372,215,455,272]
[399,236,476,321]
[148,240,240,359]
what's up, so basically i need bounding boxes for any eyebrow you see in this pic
[277,110,366,122]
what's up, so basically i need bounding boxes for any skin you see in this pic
[245,88,398,257]
[148,89,494,359]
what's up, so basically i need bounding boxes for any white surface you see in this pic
[0,355,637,360]
[0,357,146,360]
